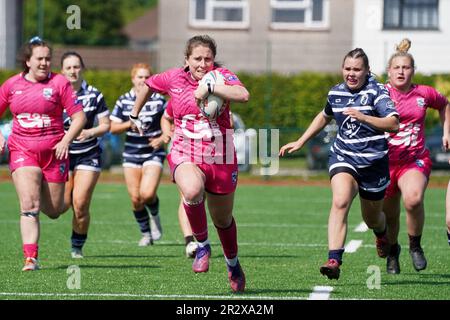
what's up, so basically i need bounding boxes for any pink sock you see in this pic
[183,200,208,242]
[23,244,38,259]
[216,218,238,259]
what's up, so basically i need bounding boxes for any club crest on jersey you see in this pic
[43,88,53,100]
[360,94,369,106]
[416,98,425,107]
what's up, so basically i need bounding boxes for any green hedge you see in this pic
[1,69,449,135]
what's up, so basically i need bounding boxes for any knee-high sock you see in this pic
[215,217,238,259]
[23,243,38,259]
[183,199,208,242]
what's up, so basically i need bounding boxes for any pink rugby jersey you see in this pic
[0,72,81,140]
[386,83,448,163]
[145,67,243,165]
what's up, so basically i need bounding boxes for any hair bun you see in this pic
[396,38,411,53]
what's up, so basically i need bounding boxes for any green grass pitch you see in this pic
[0,181,449,300]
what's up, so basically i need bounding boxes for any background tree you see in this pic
[23,0,157,46]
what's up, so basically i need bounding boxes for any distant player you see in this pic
[60,51,111,259]
[383,39,450,274]
[129,35,249,293]
[110,63,166,246]
[0,37,86,271]
[280,48,399,280]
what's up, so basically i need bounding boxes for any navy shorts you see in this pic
[69,147,102,172]
[328,153,390,201]
[123,152,166,168]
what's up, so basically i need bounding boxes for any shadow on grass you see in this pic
[52,264,161,270]
[239,254,299,259]
[86,254,179,258]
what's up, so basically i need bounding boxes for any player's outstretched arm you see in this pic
[279,112,330,156]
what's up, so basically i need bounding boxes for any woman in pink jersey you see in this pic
[0,37,86,271]
[130,35,249,293]
[383,39,450,274]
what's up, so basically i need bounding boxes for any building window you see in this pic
[189,0,249,29]
[270,0,329,30]
[383,0,439,30]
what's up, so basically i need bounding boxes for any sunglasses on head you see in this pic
[29,36,44,45]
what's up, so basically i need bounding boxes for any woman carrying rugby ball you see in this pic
[130,35,249,293]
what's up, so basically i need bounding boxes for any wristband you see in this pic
[129,114,139,120]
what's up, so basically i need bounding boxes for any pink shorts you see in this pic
[8,135,69,183]
[167,153,238,195]
[385,150,432,199]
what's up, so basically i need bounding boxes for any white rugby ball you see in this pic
[199,70,226,120]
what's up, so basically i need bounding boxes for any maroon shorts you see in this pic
[167,153,238,195]
[8,135,69,183]
[385,150,432,199]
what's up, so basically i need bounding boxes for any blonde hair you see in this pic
[387,38,415,70]
[131,63,151,78]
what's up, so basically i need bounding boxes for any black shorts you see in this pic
[328,153,390,201]
[69,147,102,172]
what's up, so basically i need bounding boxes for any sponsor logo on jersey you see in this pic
[387,100,395,109]
[337,155,344,161]
[227,75,238,81]
[43,88,53,100]
[170,88,183,93]
[14,157,25,163]
[416,98,425,107]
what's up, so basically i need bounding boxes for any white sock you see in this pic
[225,256,238,267]
[198,239,210,248]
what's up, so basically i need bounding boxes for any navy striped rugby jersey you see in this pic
[110,89,166,160]
[323,76,399,167]
[64,80,110,154]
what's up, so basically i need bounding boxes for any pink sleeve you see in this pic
[164,100,173,119]
[145,68,177,94]
[59,77,82,116]
[217,67,243,86]
[426,86,449,110]
[0,81,10,117]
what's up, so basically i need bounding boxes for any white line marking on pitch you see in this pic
[308,286,333,300]
[344,240,363,253]
[354,222,369,232]
[0,292,307,300]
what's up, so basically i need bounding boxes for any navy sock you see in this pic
[133,209,150,233]
[408,234,422,250]
[389,243,401,256]
[71,230,87,249]
[447,231,450,246]
[328,249,344,265]
[146,197,159,216]
[185,235,195,245]
[373,227,386,238]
